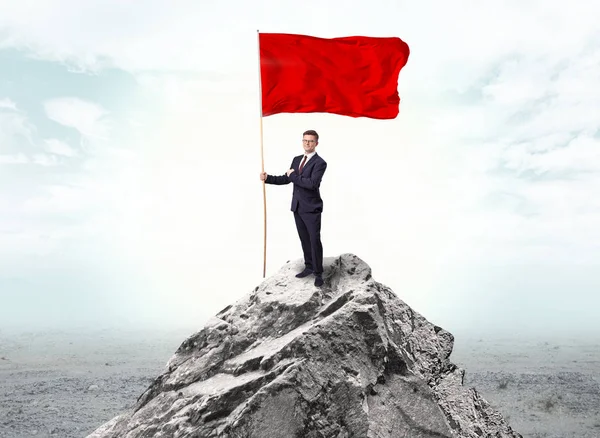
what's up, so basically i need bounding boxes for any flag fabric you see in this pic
[259,33,410,119]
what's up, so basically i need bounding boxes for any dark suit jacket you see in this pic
[265,153,327,213]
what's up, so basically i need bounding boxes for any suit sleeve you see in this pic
[265,159,294,185]
[265,173,290,185]
[288,160,327,190]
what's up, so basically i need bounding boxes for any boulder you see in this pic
[88,253,521,438]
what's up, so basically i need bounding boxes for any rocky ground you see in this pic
[0,328,598,438]
[452,334,600,438]
[0,328,185,438]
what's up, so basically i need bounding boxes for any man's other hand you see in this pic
[286,169,295,177]
[260,172,267,181]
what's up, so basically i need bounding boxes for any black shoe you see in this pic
[295,268,313,278]
[314,275,324,287]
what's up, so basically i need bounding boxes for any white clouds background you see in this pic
[0,0,599,336]
[44,97,111,140]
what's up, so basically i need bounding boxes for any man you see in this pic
[260,130,327,287]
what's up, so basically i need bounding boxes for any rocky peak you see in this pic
[88,253,522,438]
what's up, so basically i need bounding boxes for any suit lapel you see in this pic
[299,153,318,174]
[294,155,303,172]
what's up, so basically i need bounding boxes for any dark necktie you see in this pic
[299,155,308,173]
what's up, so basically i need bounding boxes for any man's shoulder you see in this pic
[315,154,327,165]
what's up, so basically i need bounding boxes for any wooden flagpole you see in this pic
[257,29,267,278]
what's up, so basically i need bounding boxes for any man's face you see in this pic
[302,135,318,154]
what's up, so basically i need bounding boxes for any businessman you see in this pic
[260,130,328,287]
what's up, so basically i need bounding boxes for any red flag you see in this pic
[259,33,410,119]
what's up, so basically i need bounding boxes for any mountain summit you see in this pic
[89,253,521,438]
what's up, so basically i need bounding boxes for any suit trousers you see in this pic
[293,210,323,275]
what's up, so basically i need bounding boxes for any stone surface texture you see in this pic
[88,253,522,438]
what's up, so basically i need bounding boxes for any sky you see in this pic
[0,0,599,338]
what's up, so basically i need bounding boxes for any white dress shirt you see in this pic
[300,151,316,167]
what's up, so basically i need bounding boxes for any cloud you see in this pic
[0,109,36,152]
[0,97,17,110]
[0,153,61,166]
[503,134,600,175]
[481,57,554,107]
[44,97,110,140]
[21,184,88,214]
[43,138,78,157]
[0,230,59,258]
[31,153,61,166]
[0,93,120,265]
[0,153,28,164]
[0,106,72,165]
[421,15,600,237]
[0,0,247,74]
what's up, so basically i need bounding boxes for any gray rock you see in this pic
[87,253,522,438]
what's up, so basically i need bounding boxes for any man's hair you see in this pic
[303,130,319,141]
